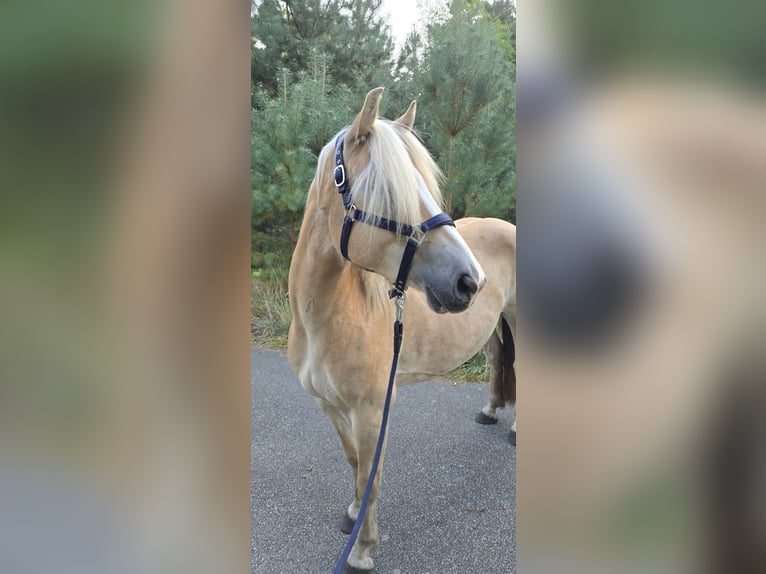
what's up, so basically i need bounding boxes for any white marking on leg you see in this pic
[511,419,517,433]
[481,405,498,419]
[347,501,360,521]
[347,549,374,571]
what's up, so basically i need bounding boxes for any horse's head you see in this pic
[318,87,486,313]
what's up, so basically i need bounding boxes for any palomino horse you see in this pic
[288,87,516,572]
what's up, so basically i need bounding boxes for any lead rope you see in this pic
[332,293,406,574]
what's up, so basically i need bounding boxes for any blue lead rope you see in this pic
[332,297,405,574]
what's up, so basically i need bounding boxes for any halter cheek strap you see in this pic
[333,130,455,298]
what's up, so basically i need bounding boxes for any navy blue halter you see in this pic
[333,129,455,298]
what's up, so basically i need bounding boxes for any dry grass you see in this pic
[251,268,291,346]
[447,352,490,383]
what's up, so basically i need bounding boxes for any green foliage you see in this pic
[448,351,490,383]
[251,230,293,343]
[252,0,394,98]
[251,265,292,344]
[485,0,516,62]
[414,0,516,221]
[251,60,354,242]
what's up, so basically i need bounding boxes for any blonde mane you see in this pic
[394,122,445,210]
[314,120,444,231]
[353,120,444,230]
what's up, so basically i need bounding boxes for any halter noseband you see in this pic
[333,129,455,299]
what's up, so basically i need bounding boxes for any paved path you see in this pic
[251,348,515,574]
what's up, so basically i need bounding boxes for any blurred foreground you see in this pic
[519,2,766,573]
[1,1,250,572]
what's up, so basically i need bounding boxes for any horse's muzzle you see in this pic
[426,269,484,314]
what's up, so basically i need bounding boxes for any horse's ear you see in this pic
[395,100,417,131]
[350,87,384,143]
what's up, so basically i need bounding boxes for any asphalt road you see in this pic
[251,347,516,574]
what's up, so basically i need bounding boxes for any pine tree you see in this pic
[413,0,516,220]
[251,0,394,98]
[251,59,354,243]
[251,0,518,258]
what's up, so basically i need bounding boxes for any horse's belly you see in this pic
[396,285,505,382]
[397,340,488,383]
[397,320,495,382]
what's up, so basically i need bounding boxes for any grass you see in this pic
[447,352,490,383]
[251,267,291,347]
[251,233,294,347]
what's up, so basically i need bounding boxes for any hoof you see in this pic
[343,565,374,574]
[509,429,516,446]
[476,411,498,425]
[340,512,356,535]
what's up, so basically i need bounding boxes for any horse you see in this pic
[287,87,516,572]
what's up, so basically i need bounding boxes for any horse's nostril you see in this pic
[457,273,478,296]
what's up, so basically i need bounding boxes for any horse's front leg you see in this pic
[345,401,393,572]
[314,398,362,533]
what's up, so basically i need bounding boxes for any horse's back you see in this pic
[456,217,516,248]
[455,217,516,276]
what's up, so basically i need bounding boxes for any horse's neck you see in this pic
[293,199,390,325]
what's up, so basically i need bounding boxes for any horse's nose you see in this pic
[456,272,479,303]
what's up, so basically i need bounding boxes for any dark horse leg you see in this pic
[476,318,516,444]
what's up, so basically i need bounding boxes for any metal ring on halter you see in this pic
[409,226,427,245]
[333,164,346,187]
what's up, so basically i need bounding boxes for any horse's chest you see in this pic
[294,334,346,406]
